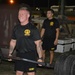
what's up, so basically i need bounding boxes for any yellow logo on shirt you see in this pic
[50,22,54,26]
[24,29,31,36]
[29,68,34,71]
[51,48,55,50]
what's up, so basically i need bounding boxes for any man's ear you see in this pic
[52,13,54,17]
[52,13,53,16]
[28,14,30,18]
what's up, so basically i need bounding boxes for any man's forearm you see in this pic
[9,45,15,55]
[36,43,42,59]
[41,28,45,38]
[56,33,59,40]
[9,39,16,56]
[56,28,59,40]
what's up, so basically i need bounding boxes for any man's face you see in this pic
[47,11,53,19]
[18,9,30,23]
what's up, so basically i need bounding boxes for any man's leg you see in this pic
[27,72,35,75]
[16,71,24,75]
[42,50,45,62]
[50,51,54,64]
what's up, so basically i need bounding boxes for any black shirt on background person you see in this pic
[41,9,59,65]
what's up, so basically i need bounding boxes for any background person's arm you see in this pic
[54,28,59,45]
[40,28,45,38]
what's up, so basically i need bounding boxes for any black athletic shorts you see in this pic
[42,37,57,51]
[14,51,37,72]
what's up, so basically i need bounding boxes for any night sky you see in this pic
[0,0,75,7]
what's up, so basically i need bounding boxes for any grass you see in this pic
[0,61,15,75]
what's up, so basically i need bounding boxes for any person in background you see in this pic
[41,9,59,65]
[8,4,42,75]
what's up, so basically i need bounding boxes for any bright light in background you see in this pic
[9,0,14,4]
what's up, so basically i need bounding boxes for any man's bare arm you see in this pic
[9,39,16,56]
[56,28,59,40]
[35,40,42,59]
[40,28,45,38]
[54,28,59,45]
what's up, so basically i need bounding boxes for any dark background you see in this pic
[0,0,75,7]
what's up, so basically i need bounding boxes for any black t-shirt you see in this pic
[12,23,41,53]
[42,18,59,38]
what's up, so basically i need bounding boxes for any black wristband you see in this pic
[38,57,43,60]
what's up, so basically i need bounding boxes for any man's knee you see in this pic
[27,72,35,75]
[50,51,54,54]
[42,50,45,54]
[16,71,23,75]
